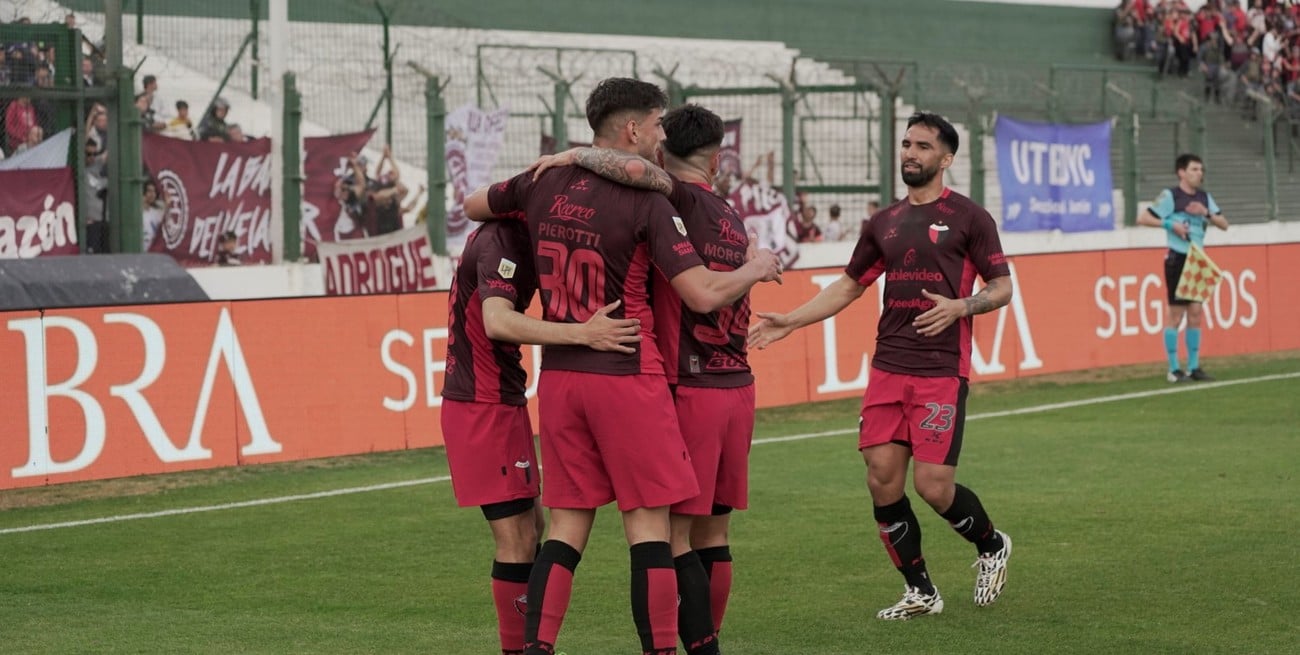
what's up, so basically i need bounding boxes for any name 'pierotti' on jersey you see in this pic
[654,178,754,388]
[443,221,538,406]
[488,166,705,375]
[846,188,1011,378]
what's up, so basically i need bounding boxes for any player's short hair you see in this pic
[1175,153,1203,172]
[662,104,724,159]
[585,77,667,137]
[829,204,841,218]
[906,111,960,155]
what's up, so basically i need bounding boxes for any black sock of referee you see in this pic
[874,495,934,593]
[523,540,581,655]
[674,551,719,655]
[939,484,1003,554]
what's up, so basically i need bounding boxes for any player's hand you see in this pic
[581,299,641,354]
[747,311,796,350]
[1185,201,1208,216]
[1172,222,1190,240]
[526,148,582,181]
[745,244,783,284]
[913,289,967,337]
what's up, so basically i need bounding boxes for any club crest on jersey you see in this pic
[673,216,688,236]
[928,223,950,245]
[498,258,517,279]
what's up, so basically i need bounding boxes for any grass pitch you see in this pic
[2,353,1298,654]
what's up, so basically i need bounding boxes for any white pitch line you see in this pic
[3,371,1296,536]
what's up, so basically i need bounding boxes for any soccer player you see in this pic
[749,112,1014,620]
[441,220,643,655]
[527,103,756,650]
[464,77,781,655]
[1135,153,1229,383]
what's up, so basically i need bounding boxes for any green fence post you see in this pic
[135,0,143,45]
[114,65,143,253]
[780,82,796,207]
[1253,93,1278,221]
[879,89,896,205]
[552,78,568,150]
[969,110,986,208]
[250,0,260,100]
[1122,111,1139,226]
[427,75,448,256]
[282,73,303,261]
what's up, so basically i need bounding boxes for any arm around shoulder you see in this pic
[463,185,495,221]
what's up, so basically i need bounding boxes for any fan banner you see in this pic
[444,104,509,253]
[318,224,438,295]
[300,129,378,262]
[995,116,1114,233]
[1175,243,1222,303]
[0,167,79,258]
[142,133,273,266]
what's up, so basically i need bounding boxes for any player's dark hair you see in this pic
[585,77,667,136]
[1175,153,1203,173]
[661,104,724,159]
[906,112,959,155]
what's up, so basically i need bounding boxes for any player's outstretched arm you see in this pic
[527,147,672,195]
[670,245,783,314]
[482,298,642,353]
[463,185,496,221]
[913,275,1014,337]
[747,274,865,350]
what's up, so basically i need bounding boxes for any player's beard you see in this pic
[901,161,939,187]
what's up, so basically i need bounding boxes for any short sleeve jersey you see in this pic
[443,221,538,406]
[654,178,754,388]
[1148,186,1220,253]
[488,166,705,375]
[846,188,1011,379]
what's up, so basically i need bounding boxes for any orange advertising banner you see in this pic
[2,244,1295,489]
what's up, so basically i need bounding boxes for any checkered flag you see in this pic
[1175,243,1222,303]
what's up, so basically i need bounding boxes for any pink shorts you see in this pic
[538,370,698,511]
[671,384,755,515]
[440,399,540,507]
[858,368,968,466]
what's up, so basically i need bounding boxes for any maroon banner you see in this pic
[719,119,742,180]
[301,129,376,261]
[143,133,272,266]
[0,167,79,258]
[318,225,438,295]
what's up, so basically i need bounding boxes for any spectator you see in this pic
[794,202,823,243]
[216,231,241,266]
[83,138,109,253]
[5,95,37,153]
[198,97,230,142]
[163,100,196,140]
[861,199,880,238]
[1170,6,1196,77]
[824,203,846,241]
[13,124,42,154]
[366,144,408,235]
[1199,26,1231,102]
[142,75,168,127]
[226,123,251,143]
[65,13,77,30]
[31,65,56,134]
[80,57,97,87]
[1115,0,1144,60]
[0,48,11,87]
[142,179,165,250]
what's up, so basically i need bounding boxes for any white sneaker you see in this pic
[876,585,944,620]
[973,530,1012,607]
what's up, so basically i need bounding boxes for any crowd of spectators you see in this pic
[1115,0,1300,117]
[0,14,79,161]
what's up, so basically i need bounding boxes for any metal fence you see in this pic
[5,1,1298,259]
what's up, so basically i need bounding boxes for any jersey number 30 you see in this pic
[538,240,606,322]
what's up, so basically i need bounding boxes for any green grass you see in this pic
[3,353,1299,654]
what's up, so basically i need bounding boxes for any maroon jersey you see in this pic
[442,221,537,406]
[654,179,754,388]
[488,166,704,375]
[846,188,1010,378]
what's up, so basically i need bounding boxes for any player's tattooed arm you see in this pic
[963,276,1012,316]
[915,275,1013,337]
[526,147,672,195]
[571,148,673,195]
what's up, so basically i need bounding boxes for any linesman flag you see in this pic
[1175,243,1222,303]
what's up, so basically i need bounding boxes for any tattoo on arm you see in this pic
[963,278,1005,317]
[574,148,672,195]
